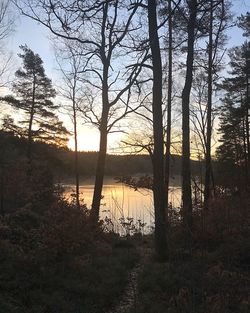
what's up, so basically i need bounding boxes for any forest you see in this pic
[0,0,250,312]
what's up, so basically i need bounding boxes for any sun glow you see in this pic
[68,129,100,151]
[67,128,124,152]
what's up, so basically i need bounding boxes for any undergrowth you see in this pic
[0,161,139,313]
[132,194,250,313]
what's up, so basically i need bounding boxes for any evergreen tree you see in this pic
[217,97,245,162]
[238,12,250,37]
[217,43,249,189]
[2,45,69,159]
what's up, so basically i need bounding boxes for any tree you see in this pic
[148,0,168,260]
[0,0,15,87]
[174,0,229,229]
[181,0,197,234]
[217,43,250,190]
[238,12,250,186]
[0,0,14,41]
[203,0,230,204]
[2,45,69,160]
[55,42,84,209]
[165,0,173,216]
[1,114,25,137]
[187,0,230,203]
[238,12,250,37]
[14,0,146,223]
[216,97,246,189]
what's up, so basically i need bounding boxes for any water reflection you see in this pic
[63,177,182,235]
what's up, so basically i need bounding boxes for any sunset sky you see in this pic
[5,0,250,152]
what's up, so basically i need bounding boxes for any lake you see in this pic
[63,176,182,235]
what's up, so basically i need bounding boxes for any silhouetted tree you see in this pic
[55,42,84,209]
[181,0,197,234]
[238,12,250,186]
[2,45,69,160]
[165,0,173,216]
[238,12,250,37]
[204,0,229,203]
[0,0,15,87]
[148,0,168,260]
[14,1,145,223]
[217,43,250,190]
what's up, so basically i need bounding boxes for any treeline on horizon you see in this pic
[0,130,207,178]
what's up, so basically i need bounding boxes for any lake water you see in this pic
[63,176,182,235]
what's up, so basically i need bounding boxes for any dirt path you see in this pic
[107,245,153,313]
[107,263,142,313]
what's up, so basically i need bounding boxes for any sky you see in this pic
[4,0,250,152]
[7,7,127,152]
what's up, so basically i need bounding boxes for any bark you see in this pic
[165,0,173,219]
[148,0,168,260]
[204,0,213,204]
[181,0,197,232]
[72,83,80,208]
[27,73,36,162]
[246,47,250,187]
[0,165,4,215]
[91,3,109,224]
[243,118,248,188]
[246,104,250,184]
[89,2,142,223]
[91,108,108,223]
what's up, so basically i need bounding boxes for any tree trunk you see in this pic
[165,0,173,220]
[204,0,213,204]
[243,118,248,188]
[91,111,108,223]
[0,165,4,215]
[246,98,250,188]
[181,0,197,232]
[148,0,168,261]
[27,74,36,162]
[246,44,250,187]
[72,92,80,208]
[90,3,110,224]
[91,53,109,223]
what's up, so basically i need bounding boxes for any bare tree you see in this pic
[148,0,168,260]
[55,42,85,209]
[204,0,228,204]
[0,0,14,41]
[165,0,173,216]
[14,0,146,223]
[181,0,197,234]
[0,0,14,87]
[188,0,230,204]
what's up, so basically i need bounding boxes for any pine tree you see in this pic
[217,44,249,189]
[2,45,69,159]
[238,12,250,37]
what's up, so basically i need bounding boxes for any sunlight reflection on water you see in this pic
[63,177,182,235]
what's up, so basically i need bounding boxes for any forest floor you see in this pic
[1,175,250,313]
[107,243,153,313]
[124,195,250,313]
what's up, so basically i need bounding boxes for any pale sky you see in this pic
[4,0,250,152]
[7,9,127,152]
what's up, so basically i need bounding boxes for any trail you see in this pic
[107,245,153,313]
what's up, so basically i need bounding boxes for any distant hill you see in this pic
[0,131,204,180]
